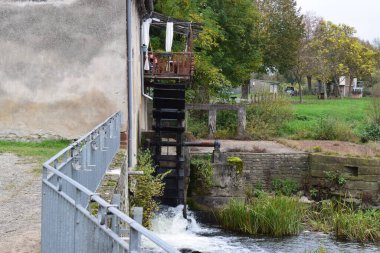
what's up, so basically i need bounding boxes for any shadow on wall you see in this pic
[0,0,127,139]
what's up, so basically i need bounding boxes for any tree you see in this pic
[155,0,262,102]
[309,21,355,98]
[343,38,377,96]
[257,0,304,74]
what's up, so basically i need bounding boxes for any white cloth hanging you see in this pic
[143,18,152,70]
[165,22,174,52]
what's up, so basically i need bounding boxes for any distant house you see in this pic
[339,76,363,97]
[251,79,279,94]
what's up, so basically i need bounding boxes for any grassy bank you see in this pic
[187,95,374,141]
[0,140,70,171]
[282,96,371,140]
[308,200,380,243]
[217,195,380,243]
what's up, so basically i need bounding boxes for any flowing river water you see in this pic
[143,205,380,253]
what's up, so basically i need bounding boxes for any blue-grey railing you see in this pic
[41,112,179,253]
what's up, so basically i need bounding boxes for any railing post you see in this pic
[129,207,143,253]
[111,194,121,235]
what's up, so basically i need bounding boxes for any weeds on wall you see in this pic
[189,155,214,195]
[271,179,299,196]
[129,150,168,228]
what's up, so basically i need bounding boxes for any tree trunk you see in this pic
[241,82,249,100]
[349,76,354,98]
[299,82,303,103]
[307,75,312,94]
[323,82,327,100]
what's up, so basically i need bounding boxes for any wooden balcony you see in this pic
[144,52,194,80]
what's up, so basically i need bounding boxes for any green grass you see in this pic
[282,96,371,140]
[218,196,306,237]
[0,140,71,172]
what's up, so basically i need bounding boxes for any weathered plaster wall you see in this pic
[0,1,128,139]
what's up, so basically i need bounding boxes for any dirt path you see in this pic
[0,153,40,253]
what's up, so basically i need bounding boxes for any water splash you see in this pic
[143,205,265,253]
[143,205,380,253]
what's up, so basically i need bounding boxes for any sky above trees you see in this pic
[296,0,379,42]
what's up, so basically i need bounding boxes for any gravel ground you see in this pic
[0,153,40,253]
[191,140,301,154]
[282,140,380,157]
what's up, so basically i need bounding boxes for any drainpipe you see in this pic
[127,0,133,168]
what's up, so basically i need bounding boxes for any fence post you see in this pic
[237,106,246,138]
[208,109,217,138]
[129,207,143,253]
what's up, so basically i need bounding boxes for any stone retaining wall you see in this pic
[189,152,380,209]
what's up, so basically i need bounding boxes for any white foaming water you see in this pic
[143,205,266,253]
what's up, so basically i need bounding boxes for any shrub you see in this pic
[218,196,305,237]
[361,122,380,142]
[271,179,299,196]
[314,117,356,142]
[129,150,168,228]
[189,155,214,194]
[246,96,293,140]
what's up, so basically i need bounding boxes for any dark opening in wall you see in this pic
[344,166,359,176]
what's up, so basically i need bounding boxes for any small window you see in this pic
[344,166,358,176]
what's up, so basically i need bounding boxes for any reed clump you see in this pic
[218,195,305,237]
[307,200,380,243]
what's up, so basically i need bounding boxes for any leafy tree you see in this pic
[257,0,304,74]
[155,0,262,101]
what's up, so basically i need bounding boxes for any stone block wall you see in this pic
[190,151,310,209]
[310,154,380,204]
[189,152,380,209]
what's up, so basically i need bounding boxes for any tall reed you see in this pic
[218,196,305,237]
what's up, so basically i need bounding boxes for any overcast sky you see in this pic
[296,0,379,42]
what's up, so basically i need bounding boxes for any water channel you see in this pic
[144,205,380,253]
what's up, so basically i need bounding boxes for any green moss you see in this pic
[227,156,243,174]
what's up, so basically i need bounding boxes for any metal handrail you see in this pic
[42,112,180,253]
[43,164,179,253]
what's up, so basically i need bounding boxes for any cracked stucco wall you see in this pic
[0,0,148,157]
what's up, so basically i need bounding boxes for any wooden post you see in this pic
[237,106,246,138]
[208,109,217,139]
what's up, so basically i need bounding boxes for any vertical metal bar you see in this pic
[129,207,143,253]
[111,194,121,235]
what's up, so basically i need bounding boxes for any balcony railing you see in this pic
[144,52,194,80]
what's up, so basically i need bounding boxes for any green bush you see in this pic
[271,179,299,196]
[227,156,243,174]
[129,150,168,228]
[361,122,380,142]
[189,155,214,194]
[246,96,293,140]
[218,196,305,237]
[314,117,356,141]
